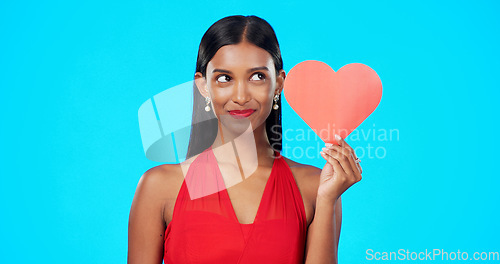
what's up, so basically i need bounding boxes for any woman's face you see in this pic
[196,41,285,136]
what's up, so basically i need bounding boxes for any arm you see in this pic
[304,196,342,264]
[305,135,362,263]
[128,167,169,264]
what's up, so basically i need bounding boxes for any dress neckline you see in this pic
[208,146,280,225]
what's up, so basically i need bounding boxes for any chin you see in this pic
[219,114,254,134]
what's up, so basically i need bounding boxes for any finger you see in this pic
[345,148,362,176]
[322,147,353,175]
[333,135,362,176]
[320,149,346,175]
[325,143,357,175]
[333,134,356,159]
[350,149,363,175]
[335,134,355,155]
[335,134,347,148]
[344,150,360,178]
[349,152,362,181]
[323,148,361,187]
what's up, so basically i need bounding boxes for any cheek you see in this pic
[212,97,232,112]
[259,87,275,106]
[260,93,273,108]
[251,82,275,102]
[208,87,231,107]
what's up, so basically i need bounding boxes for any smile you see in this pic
[228,109,256,119]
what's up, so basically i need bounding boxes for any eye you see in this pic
[250,72,266,81]
[216,75,231,83]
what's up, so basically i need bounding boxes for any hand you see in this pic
[318,134,362,203]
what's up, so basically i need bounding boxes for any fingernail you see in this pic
[321,147,328,152]
[335,134,341,141]
[325,143,333,147]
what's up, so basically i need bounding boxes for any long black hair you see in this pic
[186,15,283,159]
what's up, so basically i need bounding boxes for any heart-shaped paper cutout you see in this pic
[284,60,382,145]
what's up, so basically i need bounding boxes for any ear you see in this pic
[194,72,209,98]
[274,69,286,95]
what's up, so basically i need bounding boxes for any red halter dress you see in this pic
[163,146,307,263]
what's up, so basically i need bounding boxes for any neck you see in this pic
[211,120,276,170]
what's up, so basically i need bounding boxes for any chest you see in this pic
[163,174,315,227]
[163,156,316,227]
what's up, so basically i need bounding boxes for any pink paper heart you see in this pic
[284,60,382,144]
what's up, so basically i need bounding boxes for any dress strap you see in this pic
[273,149,282,159]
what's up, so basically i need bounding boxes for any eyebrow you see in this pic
[212,66,270,74]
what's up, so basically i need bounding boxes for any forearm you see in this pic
[305,196,341,264]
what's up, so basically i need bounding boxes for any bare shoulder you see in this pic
[130,163,187,227]
[135,163,185,200]
[128,163,187,263]
[281,156,323,217]
[133,153,208,225]
[282,156,322,177]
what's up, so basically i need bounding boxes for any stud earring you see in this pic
[204,96,211,112]
[272,94,279,110]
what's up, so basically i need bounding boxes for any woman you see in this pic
[128,15,362,264]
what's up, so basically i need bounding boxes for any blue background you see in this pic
[1,0,499,263]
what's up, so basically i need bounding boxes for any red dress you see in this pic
[163,146,307,263]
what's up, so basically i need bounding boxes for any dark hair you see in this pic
[186,15,283,158]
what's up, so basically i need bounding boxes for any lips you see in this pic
[228,109,256,119]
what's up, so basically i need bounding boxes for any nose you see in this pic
[231,80,251,106]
